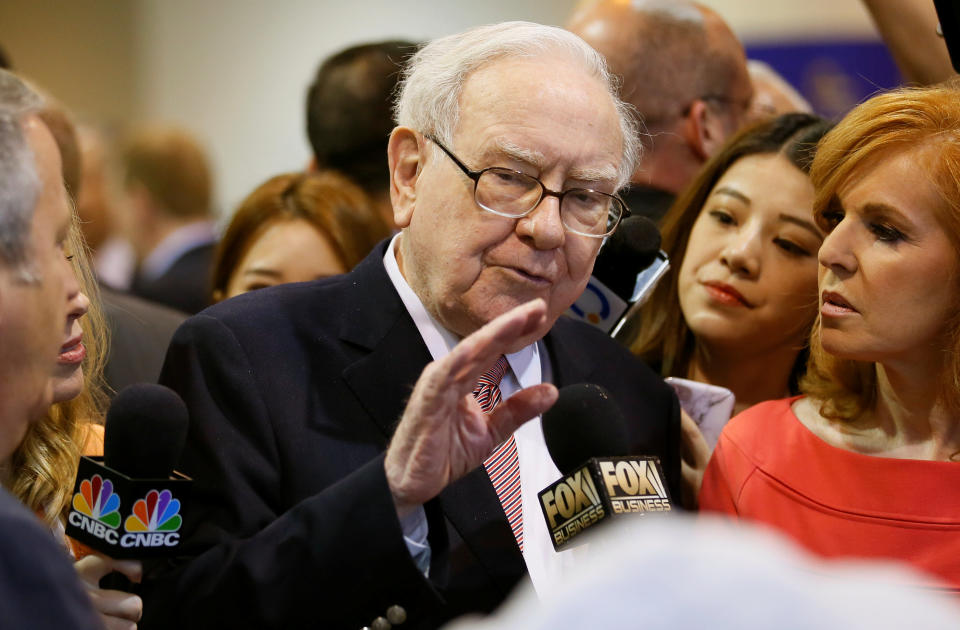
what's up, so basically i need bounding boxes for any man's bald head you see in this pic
[569,0,750,130]
[568,0,751,192]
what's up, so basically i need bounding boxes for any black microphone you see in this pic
[66,384,192,562]
[538,384,673,551]
[566,216,670,337]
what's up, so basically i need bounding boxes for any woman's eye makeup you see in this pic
[773,237,812,257]
[868,222,906,243]
[707,208,736,225]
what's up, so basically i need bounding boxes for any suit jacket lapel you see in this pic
[338,242,531,592]
[434,324,601,594]
[339,243,433,442]
[543,319,600,388]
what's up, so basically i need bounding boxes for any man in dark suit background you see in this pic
[143,21,680,629]
[124,126,216,314]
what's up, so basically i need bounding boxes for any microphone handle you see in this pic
[610,252,670,341]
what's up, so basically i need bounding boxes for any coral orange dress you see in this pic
[700,397,960,593]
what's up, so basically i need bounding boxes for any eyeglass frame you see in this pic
[425,135,629,239]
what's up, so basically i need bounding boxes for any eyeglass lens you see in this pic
[475,168,619,236]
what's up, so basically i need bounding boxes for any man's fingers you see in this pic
[487,383,558,444]
[76,555,143,586]
[109,559,143,584]
[75,554,112,586]
[87,586,143,623]
[445,299,547,386]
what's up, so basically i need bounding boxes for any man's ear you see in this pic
[388,127,424,229]
[682,99,727,162]
[305,155,319,173]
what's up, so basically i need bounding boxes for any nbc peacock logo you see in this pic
[72,474,121,528]
[125,489,182,533]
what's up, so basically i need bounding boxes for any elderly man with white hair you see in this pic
[143,21,680,630]
[0,68,101,629]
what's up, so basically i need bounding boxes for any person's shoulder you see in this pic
[0,490,102,628]
[548,316,676,424]
[719,396,802,461]
[101,286,187,328]
[0,488,73,572]
[728,397,798,429]
[550,315,636,358]
[197,243,391,331]
[193,274,352,329]
[80,422,104,457]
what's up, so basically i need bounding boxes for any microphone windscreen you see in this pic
[542,383,629,473]
[592,216,662,300]
[103,383,189,479]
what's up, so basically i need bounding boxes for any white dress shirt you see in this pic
[383,234,589,596]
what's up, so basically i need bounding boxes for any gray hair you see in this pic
[394,21,640,187]
[0,69,44,274]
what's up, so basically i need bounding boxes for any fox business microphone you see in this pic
[565,216,670,339]
[66,384,192,566]
[537,384,673,551]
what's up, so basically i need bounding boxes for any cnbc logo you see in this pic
[68,477,183,548]
[126,489,182,533]
[71,474,121,531]
[121,488,182,548]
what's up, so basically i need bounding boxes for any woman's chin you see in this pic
[50,368,85,405]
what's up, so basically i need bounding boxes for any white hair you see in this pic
[0,69,44,277]
[394,21,640,187]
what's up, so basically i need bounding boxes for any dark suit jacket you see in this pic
[621,185,676,224]
[130,241,215,315]
[142,242,680,630]
[100,286,186,396]
[0,488,102,629]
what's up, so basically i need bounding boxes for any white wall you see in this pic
[3,1,882,217]
[136,0,579,216]
[703,0,877,41]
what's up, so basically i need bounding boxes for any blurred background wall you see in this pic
[0,0,893,217]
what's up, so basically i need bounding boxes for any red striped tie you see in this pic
[475,356,523,552]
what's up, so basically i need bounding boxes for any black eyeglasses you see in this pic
[426,136,628,238]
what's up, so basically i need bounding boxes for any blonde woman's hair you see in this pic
[8,217,109,526]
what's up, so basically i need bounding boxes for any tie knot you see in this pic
[473,355,509,413]
[477,355,509,387]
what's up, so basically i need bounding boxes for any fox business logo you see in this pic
[599,459,671,514]
[539,467,605,546]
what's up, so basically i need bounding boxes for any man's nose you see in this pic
[515,193,565,250]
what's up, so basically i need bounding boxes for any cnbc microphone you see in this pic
[65,384,192,588]
[537,384,673,551]
[565,216,670,339]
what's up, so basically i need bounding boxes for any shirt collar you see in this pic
[382,233,540,387]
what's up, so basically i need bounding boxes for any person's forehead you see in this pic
[24,115,71,233]
[454,55,622,176]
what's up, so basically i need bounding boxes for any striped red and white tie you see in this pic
[475,356,523,552]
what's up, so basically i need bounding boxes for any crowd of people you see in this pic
[0,0,958,628]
